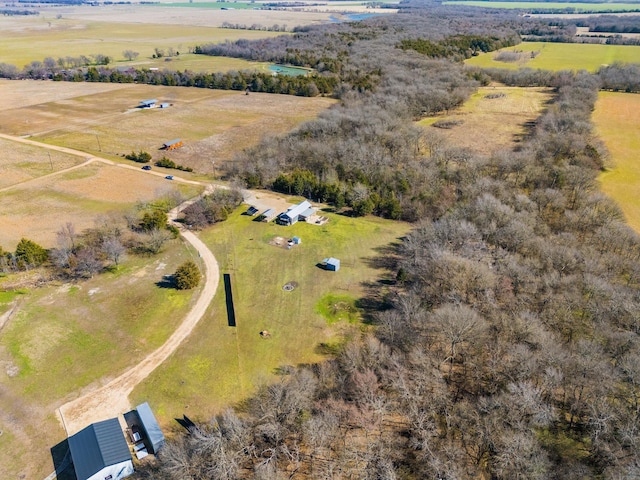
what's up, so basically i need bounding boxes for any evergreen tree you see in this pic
[174,260,201,290]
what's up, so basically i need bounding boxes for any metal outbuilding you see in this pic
[277,200,312,226]
[68,418,134,480]
[322,257,340,271]
[139,99,157,108]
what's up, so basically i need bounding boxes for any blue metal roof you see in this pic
[68,418,131,480]
[136,402,165,454]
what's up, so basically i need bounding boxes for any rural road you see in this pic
[0,134,222,476]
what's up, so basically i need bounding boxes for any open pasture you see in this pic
[419,86,553,156]
[0,81,336,173]
[131,205,410,424]
[594,92,640,232]
[465,41,640,71]
[0,137,84,189]
[0,15,285,68]
[0,240,202,479]
[0,159,201,250]
[444,1,640,11]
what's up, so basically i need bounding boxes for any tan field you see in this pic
[419,85,553,156]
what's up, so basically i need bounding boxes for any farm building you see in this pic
[68,418,134,480]
[277,200,313,226]
[322,257,340,271]
[123,402,165,458]
[159,103,171,109]
[245,206,259,216]
[139,99,157,108]
[162,139,183,150]
[259,208,277,222]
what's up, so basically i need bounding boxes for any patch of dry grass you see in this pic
[418,85,553,156]
[0,82,335,172]
[594,91,640,232]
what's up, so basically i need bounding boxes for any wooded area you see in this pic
[133,2,640,479]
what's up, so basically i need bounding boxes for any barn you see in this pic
[68,418,134,480]
[277,200,312,226]
[322,257,340,271]
[139,99,157,108]
[162,139,183,150]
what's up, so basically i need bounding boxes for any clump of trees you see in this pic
[156,157,193,172]
[125,150,152,163]
[173,260,200,290]
[181,188,244,229]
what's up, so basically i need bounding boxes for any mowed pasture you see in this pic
[0,240,203,479]
[594,92,640,232]
[418,85,553,156]
[0,81,336,173]
[465,41,640,71]
[131,205,410,424]
[0,15,285,68]
[444,1,640,11]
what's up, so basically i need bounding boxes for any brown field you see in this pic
[418,85,553,156]
[0,159,201,250]
[0,137,85,189]
[0,80,336,173]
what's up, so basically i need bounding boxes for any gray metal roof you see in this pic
[68,418,132,480]
[284,200,312,220]
[136,402,165,454]
[164,139,181,146]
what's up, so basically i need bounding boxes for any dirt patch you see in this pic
[282,281,298,291]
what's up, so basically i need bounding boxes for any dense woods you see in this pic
[134,2,640,480]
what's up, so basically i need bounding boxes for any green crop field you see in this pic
[444,0,640,11]
[131,207,410,426]
[0,240,201,478]
[465,42,640,72]
[0,16,285,68]
[594,92,640,233]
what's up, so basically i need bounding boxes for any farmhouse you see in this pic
[139,99,157,108]
[162,139,183,150]
[322,257,340,271]
[123,402,165,459]
[276,200,314,226]
[68,418,134,480]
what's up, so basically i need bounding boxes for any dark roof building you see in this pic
[135,402,165,455]
[68,418,134,480]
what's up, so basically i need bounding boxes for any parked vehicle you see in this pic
[165,175,174,180]
[141,165,152,170]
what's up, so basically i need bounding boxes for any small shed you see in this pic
[68,418,134,480]
[322,257,340,271]
[139,99,157,108]
[260,208,277,222]
[136,402,165,454]
[162,139,183,150]
[159,102,171,108]
[293,236,301,245]
[245,206,259,216]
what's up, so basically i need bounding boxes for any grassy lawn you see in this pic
[131,206,410,427]
[418,85,552,156]
[0,239,202,478]
[465,42,640,71]
[0,17,285,68]
[593,91,640,233]
[444,1,640,11]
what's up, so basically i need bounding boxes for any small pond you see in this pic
[268,64,310,76]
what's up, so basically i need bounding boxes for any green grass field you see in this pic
[131,207,410,426]
[0,239,201,478]
[465,42,640,72]
[0,17,285,68]
[594,91,640,233]
[444,1,640,11]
